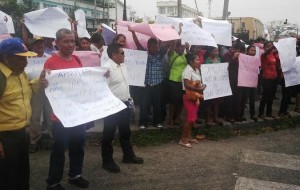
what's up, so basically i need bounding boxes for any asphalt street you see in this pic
[30,127,300,190]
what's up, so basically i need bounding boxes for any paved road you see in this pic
[30,127,300,190]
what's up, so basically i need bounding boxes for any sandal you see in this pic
[187,138,199,144]
[179,140,192,148]
[195,134,206,140]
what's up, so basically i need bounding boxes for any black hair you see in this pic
[113,34,126,43]
[90,33,103,44]
[80,37,91,42]
[185,53,197,65]
[175,39,182,47]
[147,38,158,47]
[107,43,122,59]
[246,45,255,52]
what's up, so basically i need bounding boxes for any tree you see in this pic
[267,20,298,41]
[0,0,37,36]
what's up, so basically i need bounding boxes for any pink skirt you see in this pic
[183,94,199,123]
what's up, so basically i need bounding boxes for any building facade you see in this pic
[157,1,200,18]
[227,17,264,40]
[32,0,124,31]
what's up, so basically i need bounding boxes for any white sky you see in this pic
[126,0,300,27]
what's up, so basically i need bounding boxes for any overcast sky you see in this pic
[126,0,300,27]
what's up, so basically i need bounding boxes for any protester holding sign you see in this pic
[27,37,52,153]
[139,38,167,129]
[167,39,188,128]
[101,43,144,173]
[180,53,206,148]
[43,29,89,190]
[223,43,247,123]
[245,45,260,121]
[258,41,280,119]
[203,47,223,126]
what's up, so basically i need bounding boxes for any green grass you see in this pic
[87,116,300,147]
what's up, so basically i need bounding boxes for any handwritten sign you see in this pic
[283,56,300,87]
[72,51,101,67]
[24,7,71,38]
[274,38,297,72]
[101,47,147,86]
[45,67,126,127]
[25,57,49,80]
[199,16,232,47]
[201,63,232,100]
[116,21,149,50]
[238,54,261,87]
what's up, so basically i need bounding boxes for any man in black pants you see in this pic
[101,43,144,173]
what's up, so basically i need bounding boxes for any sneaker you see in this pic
[156,124,163,128]
[139,125,146,130]
[123,156,144,164]
[102,161,120,173]
[47,184,65,190]
[68,176,89,188]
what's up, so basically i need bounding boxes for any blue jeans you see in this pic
[46,122,86,185]
[139,83,163,126]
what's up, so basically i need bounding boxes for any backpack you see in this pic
[0,70,6,100]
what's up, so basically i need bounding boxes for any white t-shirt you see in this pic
[106,58,130,101]
[181,64,201,90]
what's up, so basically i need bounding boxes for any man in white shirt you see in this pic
[101,43,144,173]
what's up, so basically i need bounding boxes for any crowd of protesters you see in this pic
[0,15,300,190]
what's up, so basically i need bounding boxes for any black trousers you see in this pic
[279,79,292,114]
[102,107,134,163]
[0,128,29,190]
[259,79,277,116]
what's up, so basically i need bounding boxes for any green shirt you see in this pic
[203,57,222,64]
[169,51,187,82]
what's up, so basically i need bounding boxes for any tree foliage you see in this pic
[267,20,298,41]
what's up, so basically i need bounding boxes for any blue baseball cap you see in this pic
[0,37,37,57]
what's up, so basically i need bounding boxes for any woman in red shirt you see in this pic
[258,41,279,119]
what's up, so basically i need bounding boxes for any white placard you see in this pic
[101,47,147,87]
[274,37,297,72]
[200,16,232,47]
[74,9,90,38]
[0,11,15,34]
[24,7,71,38]
[25,57,49,80]
[155,15,217,47]
[45,67,126,127]
[201,63,232,100]
[283,56,300,87]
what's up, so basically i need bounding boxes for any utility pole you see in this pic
[123,0,127,21]
[177,0,182,18]
[222,0,229,20]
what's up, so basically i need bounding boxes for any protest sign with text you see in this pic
[283,56,300,87]
[101,47,147,87]
[274,37,297,72]
[238,54,261,87]
[25,57,49,80]
[45,67,126,127]
[201,63,232,100]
